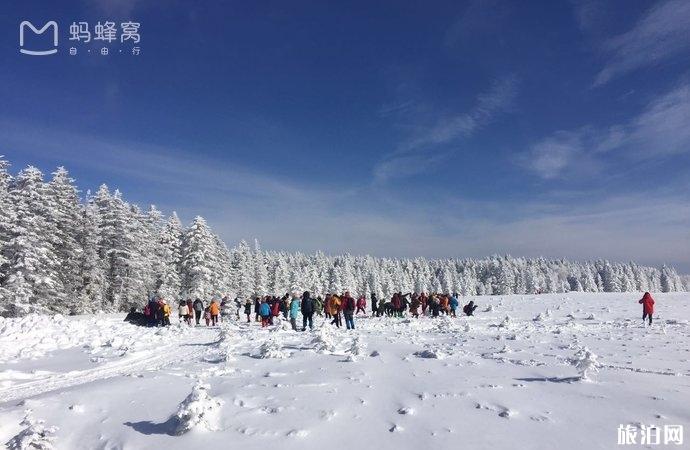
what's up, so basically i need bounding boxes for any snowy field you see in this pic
[0,293,688,450]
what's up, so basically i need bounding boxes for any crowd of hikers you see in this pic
[125,291,481,330]
[125,290,657,329]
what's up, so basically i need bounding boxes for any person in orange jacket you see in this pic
[638,292,655,326]
[329,294,342,328]
[439,295,449,315]
[209,299,220,326]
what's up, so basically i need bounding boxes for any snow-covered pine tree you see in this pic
[95,187,145,311]
[4,167,65,314]
[156,212,184,300]
[73,194,105,314]
[253,239,268,296]
[231,240,254,299]
[212,234,232,295]
[0,157,15,315]
[48,167,83,303]
[182,216,218,300]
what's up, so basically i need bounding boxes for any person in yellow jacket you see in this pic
[209,299,220,326]
[160,299,171,326]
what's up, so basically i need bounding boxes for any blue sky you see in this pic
[1,0,689,272]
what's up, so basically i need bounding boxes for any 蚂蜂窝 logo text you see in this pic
[19,20,141,57]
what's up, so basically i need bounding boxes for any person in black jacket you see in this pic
[254,297,261,322]
[371,293,378,317]
[192,298,204,325]
[243,299,252,323]
[301,291,315,331]
[463,300,478,316]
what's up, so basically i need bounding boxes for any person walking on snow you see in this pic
[254,297,261,322]
[244,299,252,323]
[449,295,459,317]
[281,295,290,320]
[192,298,204,325]
[289,293,301,331]
[356,295,367,315]
[270,296,281,325]
[209,299,220,326]
[324,295,333,320]
[178,300,190,325]
[371,293,378,316]
[639,292,655,326]
[314,296,324,317]
[328,294,342,328]
[343,291,356,330]
[204,306,212,326]
[259,299,271,328]
[186,299,194,323]
[160,299,171,326]
[234,296,242,320]
[301,291,315,331]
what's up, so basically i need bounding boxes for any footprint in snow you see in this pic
[286,429,309,438]
[319,410,337,421]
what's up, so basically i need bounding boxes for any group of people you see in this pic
[243,292,317,331]
[238,291,481,331]
[125,297,222,327]
[125,291,658,330]
[125,291,481,329]
[367,292,479,318]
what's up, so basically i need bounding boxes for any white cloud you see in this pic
[521,131,582,180]
[402,76,517,151]
[374,76,517,182]
[594,0,690,86]
[522,83,690,179]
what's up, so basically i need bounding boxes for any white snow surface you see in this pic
[0,293,688,449]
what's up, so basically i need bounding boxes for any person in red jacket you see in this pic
[639,292,655,326]
[356,295,366,315]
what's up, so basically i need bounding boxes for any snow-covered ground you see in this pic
[0,293,688,449]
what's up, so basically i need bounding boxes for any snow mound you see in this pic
[254,334,290,359]
[346,335,368,361]
[173,382,224,435]
[571,346,599,382]
[6,410,58,450]
[311,325,337,354]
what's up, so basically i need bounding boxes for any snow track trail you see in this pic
[0,325,220,405]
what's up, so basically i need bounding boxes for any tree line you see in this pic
[0,157,685,316]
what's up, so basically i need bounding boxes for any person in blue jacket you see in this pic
[289,294,301,331]
[449,295,459,317]
[259,299,271,327]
